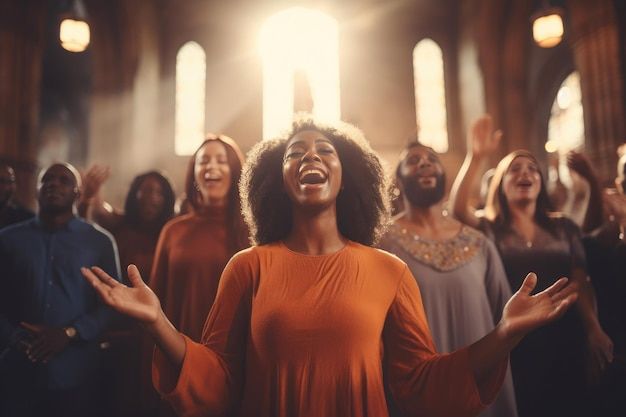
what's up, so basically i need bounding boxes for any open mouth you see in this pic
[298,168,327,185]
[516,179,532,189]
[203,172,223,184]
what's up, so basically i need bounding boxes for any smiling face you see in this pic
[282,130,342,210]
[194,141,232,207]
[397,145,446,208]
[37,164,80,214]
[501,156,541,205]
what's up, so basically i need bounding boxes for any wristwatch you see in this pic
[64,326,78,340]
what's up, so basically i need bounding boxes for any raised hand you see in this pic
[81,264,161,324]
[81,164,110,201]
[500,273,578,338]
[469,114,502,159]
[566,151,595,181]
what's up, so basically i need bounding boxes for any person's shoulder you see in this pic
[351,241,408,272]
[0,217,35,239]
[77,217,117,243]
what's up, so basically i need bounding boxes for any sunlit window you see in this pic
[259,7,340,140]
[546,72,584,154]
[175,41,206,155]
[413,39,448,153]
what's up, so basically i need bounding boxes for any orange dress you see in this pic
[153,241,506,417]
[150,207,229,341]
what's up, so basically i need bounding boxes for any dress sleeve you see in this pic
[383,266,507,417]
[483,238,512,324]
[152,250,254,417]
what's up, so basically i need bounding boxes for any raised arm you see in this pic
[81,265,186,367]
[566,151,605,233]
[450,115,502,228]
[78,165,123,229]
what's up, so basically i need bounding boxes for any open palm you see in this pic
[502,273,578,338]
[81,264,161,324]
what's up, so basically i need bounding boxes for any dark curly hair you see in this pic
[241,116,391,246]
[184,134,249,254]
[124,171,175,234]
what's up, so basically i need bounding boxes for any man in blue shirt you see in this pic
[0,162,121,417]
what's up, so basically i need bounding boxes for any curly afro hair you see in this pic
[240,115,391,246]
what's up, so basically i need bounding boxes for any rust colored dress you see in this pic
[150,207,229,342]
[153,241,506,417]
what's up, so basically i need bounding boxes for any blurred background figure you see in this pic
[78,167,176,417]
[0,163,34,229]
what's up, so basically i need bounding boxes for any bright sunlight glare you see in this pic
[259,7,340,139]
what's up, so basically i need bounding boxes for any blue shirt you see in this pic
[0,216,121,389]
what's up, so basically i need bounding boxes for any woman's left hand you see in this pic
[500,273,578,339]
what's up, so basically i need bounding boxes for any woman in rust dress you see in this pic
[83,116,578,417]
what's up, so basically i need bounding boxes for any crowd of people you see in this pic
[0,113,624,417]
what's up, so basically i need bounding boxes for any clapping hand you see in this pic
[19,323,71,363]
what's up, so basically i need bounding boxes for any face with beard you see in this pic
[397,145,446,208]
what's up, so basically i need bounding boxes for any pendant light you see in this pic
[60,0,90,52]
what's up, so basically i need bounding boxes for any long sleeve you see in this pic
[73,230,122,341]
[483,238,512,324]
[383,267,507,417]
[152,250,253,417]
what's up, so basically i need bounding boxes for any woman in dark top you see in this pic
[450,114,614,417]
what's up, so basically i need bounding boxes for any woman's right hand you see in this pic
[468,114,502,159]
[81,264,161,325]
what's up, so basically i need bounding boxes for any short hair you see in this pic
[38,162,82,189]
[184,134,248,254]
[484,150,555,230]
[124,171,175,233]
[241,115,391,246]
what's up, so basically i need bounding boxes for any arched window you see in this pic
[413,39,448,153]
[546,72,584,154]
[175,41,206,155]
[259,7,340,139]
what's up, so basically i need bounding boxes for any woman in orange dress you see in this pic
[82,116,578,417]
